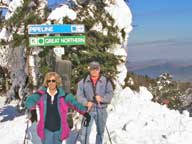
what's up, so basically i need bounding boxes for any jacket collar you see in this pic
[38,86,65,98]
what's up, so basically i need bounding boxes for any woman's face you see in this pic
[47,76,57,90]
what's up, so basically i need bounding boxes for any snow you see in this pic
[104,0,133,89]
[0,45,9,67]
[1,87,192,144]
[0,0,23,41]
[107,87,192,144]
[1,0,192,144]
[5,0,23,20]
[0,97,26,144]
[105,0,132,48]
[47,4,77,23]
[116,62,127,85]
[0,27,9,41]
[0,0,11,5]
[105,0,132,31]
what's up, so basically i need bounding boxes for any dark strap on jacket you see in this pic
[82,75,109,104]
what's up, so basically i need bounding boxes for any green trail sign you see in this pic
[29,36,86,46]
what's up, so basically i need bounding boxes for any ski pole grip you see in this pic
[83,112,91,127]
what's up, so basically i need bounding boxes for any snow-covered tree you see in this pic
[157,72,173,91]
[0,0,47,110]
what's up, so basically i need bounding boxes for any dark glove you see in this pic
[83,112,91,127]
[67,112,73,129]
[29,109,37,123]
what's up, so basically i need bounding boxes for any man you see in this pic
[76,61,113,144]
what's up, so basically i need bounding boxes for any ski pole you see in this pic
[85,122,88,144]
[73,118,83,144]
[96,103,113,144]
[84,109,92,144]
[23,120,29,144]
[73,112,91,144]
[105,125,113,144]
[95,104,103,144]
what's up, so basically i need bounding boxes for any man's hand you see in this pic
[95,95,103,104]
[86,101,94,111]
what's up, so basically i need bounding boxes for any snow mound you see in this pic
[47,4,77,23]
[106,87,192,144]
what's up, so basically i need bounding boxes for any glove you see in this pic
[27,109,37,123]
[83,112,91,127]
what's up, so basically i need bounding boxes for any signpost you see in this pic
[28,24,85,34]
[28,24,86,92]
[29,35,86,46]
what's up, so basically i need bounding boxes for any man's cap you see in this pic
[89,61,100,70]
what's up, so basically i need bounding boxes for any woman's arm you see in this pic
[65,93,87,115]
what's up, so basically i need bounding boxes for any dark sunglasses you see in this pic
[47,79,56,83]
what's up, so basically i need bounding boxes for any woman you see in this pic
[25,72,90,144]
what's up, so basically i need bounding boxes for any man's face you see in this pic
[89,68,100,77]
[47,76,57,90]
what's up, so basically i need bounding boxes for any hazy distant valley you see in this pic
[127,59,192,82]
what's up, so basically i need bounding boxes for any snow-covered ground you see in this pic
[1,87,192,144]
[107,87,192,144]
[0,96,26,144]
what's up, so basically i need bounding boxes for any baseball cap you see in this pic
[89,61,100,70]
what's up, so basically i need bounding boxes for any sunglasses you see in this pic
[47,79,56,83]
[90,68,100,71]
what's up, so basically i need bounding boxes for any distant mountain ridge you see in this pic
[127,60,192,82]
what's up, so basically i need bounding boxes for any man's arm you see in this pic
[100,80,113,104]
[76,80,94,111]
[76,80,88,106]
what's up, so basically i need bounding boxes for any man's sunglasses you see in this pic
[47,79,56,83]
[90,68,100,71]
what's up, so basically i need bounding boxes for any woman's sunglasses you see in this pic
[47,79,56,83]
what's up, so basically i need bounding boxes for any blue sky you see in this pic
[128,0,192,61]
[48,0,65,8]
